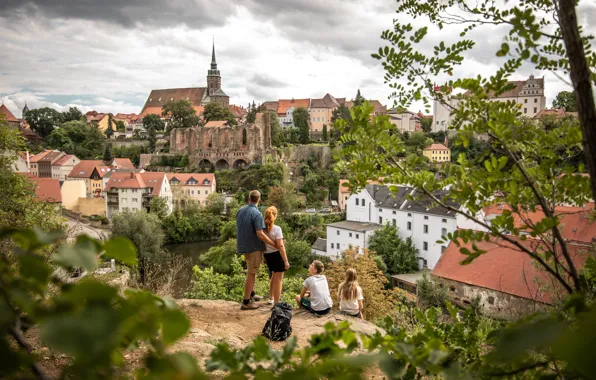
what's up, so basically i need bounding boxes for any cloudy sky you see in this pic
[1,0,592,118]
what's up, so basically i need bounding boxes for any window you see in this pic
[524,107,527,113]
[132,189,137,193]
[534,107,537,113]
[205,190,208,194]
[442,228,447,236]
[362,199,366,206]
[379,216,383,224]
[393,210,396,215]
[407,221,412,230]
[423,242,428,251]
[355,198,359,206]
[379,208,382,213]
[356,234,359,239]
[423,225,428,233]
[337,230,340,235]
[441,245,447,253]
[132,198,138,203]
[407,213,411,217]
[524,99,528,103]
[331,243,334,249]
[424,215,428,220]
[442,218,447,223]
[488,296,495,305]
[349,233,353,237]
[534,98,538,103]
[392,219,396,226]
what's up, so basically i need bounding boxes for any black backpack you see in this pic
[262,302,293,341]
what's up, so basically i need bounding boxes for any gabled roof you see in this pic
[166,173,214,186]
[112,158,135,170]
[432,234,590,304]
[141,87,206,114]
[229,105,245,118]
[30,150,64,163]
[52,154,77,167]
[94,166,112,178]
[139,172,167,196]
[205,120,229,128]
[402,188,460,217]
[68,160,105,178]
[140,105,204,119]
[312,238,327,252]
[423,143,449,151]
[113,113,138,121]
[366,184,413,210]
[464,77,545,98]
[327,220,381,232]
[0,104,18,122]
[26,176,62,203]
[277,99,310,115]
[262,101,279,112]
[104,172,146,191]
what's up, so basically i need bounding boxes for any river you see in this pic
[164,240,219,298]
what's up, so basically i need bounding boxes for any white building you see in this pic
[104,171,173,219]
[51,154,81,181]
[328,184,463,269]
[325,220,380,260]
[433,75,547,131]
[387,109,420,133]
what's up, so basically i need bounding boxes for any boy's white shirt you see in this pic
[303,274,333,311]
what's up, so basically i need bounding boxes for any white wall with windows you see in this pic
[325,225,378,259]
[345,189,376,222]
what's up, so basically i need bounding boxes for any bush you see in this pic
[200,239,237,274]
[416,274,449,310]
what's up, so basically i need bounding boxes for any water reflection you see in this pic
[164,241,218,298]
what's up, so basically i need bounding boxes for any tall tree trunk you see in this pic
[558,0,596,204]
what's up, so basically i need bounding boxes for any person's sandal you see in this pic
[240,302,260,310]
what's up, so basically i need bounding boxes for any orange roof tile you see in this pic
[262,101,278,112]
[104,172,146,191]
[277,99,310,115]
[432,233,590,304]
[204,120,229,128]
[140,105,204,119]
[112,158,135,170]
[68,160,105,178]
[167,173,215,186]
[229,105,245,118]
[0,104,18,122]
[139,172,166,196]
[52,154,77,167]
[141,87,206,114]
[423,143,449,151]
[27,176,62,203]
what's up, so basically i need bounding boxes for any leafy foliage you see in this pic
[292,107,310,144]
[416,274,449,310]
[552,90,577,112]
[162,210,221,244]
[24,107,63,138]
[203,102,238,126]
[149,196,170,220]
[368,224,419,275]
[46,120,106,159]
[162,99,200,131]
[143,114,164,153]
[61,106,84,122]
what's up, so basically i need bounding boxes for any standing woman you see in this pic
[264,206,290,305]
[338,268,364,319]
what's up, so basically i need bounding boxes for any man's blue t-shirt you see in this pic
[236,204,266,254]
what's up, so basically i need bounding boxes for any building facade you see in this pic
[30,150,66,178]
[67,160,112,197]
[51,154,81,181]
[104,172,173,219]
[422,143,450,163]
[433,75,547,131]
[325,220,380,260]
[167,173,216,206]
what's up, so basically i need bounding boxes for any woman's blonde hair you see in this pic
[264,206,278,233]
[338,268,359,301]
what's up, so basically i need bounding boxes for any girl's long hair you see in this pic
[264,206,278,233]
[338,268,359,301]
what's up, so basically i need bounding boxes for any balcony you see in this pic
[107,200,119,206]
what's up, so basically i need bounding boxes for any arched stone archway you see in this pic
[233,159,248,169]
[198,159,213,172]
[215,159,229,170]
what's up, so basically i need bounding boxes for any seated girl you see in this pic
[338,268,364,319]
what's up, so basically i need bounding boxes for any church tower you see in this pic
[22,102,29,117]
[207,40,221,95]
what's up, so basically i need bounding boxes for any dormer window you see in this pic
[203,179,210,185]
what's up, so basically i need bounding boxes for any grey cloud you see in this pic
[250,74,286,88]
[0,0,236,29]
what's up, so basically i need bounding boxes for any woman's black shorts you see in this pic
[264,251,287,272]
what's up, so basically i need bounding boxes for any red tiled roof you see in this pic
[139,172,166,196]
[29,150,51,163]
[433,234,591,304]
[167,173,214,186]
[113,113,138,121]
[140,105,204,119]
[104,172,146,191]
[423,143,449,151]
[52,154,78,167]
[534,108,577,119]
[95,166,112,178]
[112,158,135,170]
[229,105,245,118]
[262,101,278,112]
[141,87,206,114]
[483,203,596,244]
[0,104,18,122]
[27,176,62,203]
[30,150,64,163]
[277,99,311,115]
[417,111,432,119]
[68,160,105,178]
[204,120,229,128]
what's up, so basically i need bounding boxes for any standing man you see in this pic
[236,190,277,310]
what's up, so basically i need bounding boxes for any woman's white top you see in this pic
[264,225,283,253]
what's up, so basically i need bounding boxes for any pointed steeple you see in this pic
[210,39,217,70]
[22,101,29,116]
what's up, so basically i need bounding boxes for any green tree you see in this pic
[293,107,310,144]
[149,196,170,220]
[61,106,83,122]
[368,224,419,275]
[105,114,115,139]
[143,115,164,154]
[353,89,365,107]
[330,104,351,142]
[266,185,298,214]
[200,239,237,274]
[322,124,328,141]
[103,143,113,163]
[420,117,432,133]
[162,99,200,132]
[112,209,164,261]
[203,102,237,126]
[115,120,126,132]
[246,101,257,124]
[24,107,63,138]
[552,90,577,112]
[205,192,225,215]
[236,163,285,200]
[269,111,284,147]
[46,120,106,159]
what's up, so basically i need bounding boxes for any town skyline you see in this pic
[1,0,593,118]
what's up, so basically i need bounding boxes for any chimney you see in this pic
[130,172,134,179]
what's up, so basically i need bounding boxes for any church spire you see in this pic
[211,39,217,70]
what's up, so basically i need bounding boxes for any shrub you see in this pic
[416,274,449,310]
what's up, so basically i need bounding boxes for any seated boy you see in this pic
[295,260,333,315]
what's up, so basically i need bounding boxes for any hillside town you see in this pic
[1,0,595,378]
